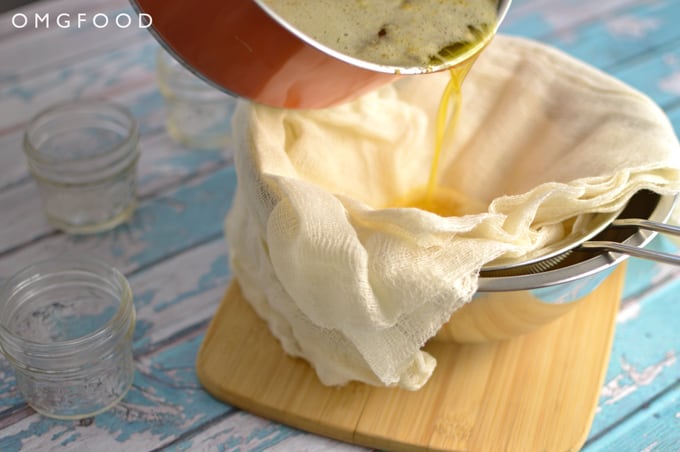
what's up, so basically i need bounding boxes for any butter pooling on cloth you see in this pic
[224,35,680,390]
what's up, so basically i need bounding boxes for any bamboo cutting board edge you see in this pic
[196,265,625,452]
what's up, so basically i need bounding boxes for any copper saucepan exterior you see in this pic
[130,0,512,109]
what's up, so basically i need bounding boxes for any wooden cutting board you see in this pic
[196,265,625,452]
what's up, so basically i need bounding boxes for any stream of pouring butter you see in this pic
[428,68,466,198]
[391,56,483,217]
[425,58,477,214]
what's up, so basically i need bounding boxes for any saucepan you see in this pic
[130,0,512,109]
[435,190,678,343]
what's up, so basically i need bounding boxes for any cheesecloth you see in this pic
[224,35,680,390]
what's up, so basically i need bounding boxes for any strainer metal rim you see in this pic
[481,210,621,273]
[477,191,677,293]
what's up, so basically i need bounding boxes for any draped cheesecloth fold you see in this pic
[224,35,680,390]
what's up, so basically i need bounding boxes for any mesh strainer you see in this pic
[481,190,680,277]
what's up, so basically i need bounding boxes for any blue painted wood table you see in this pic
[0,0,678,450]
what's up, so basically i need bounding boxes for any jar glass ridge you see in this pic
[0,257,136,419]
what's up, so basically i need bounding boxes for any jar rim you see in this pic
[22,99,139,167]
[0,256,134,357]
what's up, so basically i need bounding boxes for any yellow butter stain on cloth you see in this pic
[225,36,680,390]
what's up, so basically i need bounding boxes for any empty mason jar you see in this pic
[23,100,140,234]
[157,48,236,150]
[0,257,136,419]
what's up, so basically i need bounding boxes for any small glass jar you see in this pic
[23,100,140,234]
[157,48,237,150]
[0,257,136,419]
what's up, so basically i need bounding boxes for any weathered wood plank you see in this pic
[540,0,680,73]
[500,0,640,39]
[0,132,232,255]
[0,2,148,84]
[588,274,680,440]
[0,236,231,408]
[620,237,680,301]
[0,39,162,190]
[501,0,680,113]
[129,239,230,356]
[162,410,368,452]
[585,384,680,452]
[614,42,680,110]
[0,37,157,130]
[0,165,236,282]
[0,334,233,451]
[0,72,180,191]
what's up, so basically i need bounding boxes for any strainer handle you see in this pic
[580,241,680,266]
[612,218,680,236]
